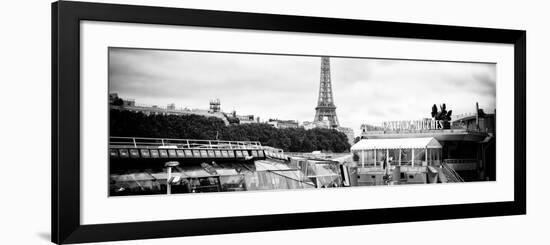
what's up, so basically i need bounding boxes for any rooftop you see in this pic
[351,137,442,150]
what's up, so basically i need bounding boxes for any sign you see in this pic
[381,119,445,131]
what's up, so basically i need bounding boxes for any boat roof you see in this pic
[351,137,442,150]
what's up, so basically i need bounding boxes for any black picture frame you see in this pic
[52,1,526,244]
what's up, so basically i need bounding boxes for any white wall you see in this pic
[0,0,547,244]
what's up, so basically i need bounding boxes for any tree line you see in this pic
[110,110,351,152]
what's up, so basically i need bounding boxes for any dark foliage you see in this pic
[110,110,350,152]
[431,103,453,129]
[111,98,124,106]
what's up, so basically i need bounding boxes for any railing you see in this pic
[440,161,464,182]
[444,159,479,164]
[444,159,479,171]
[451,112,477,121]
[361,128,488,135]
[110,137,263,150]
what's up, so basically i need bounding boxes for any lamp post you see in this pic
[165,161,180,195]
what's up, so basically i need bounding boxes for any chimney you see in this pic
[475,102,480,130]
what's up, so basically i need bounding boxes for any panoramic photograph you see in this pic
[108,47,496,196]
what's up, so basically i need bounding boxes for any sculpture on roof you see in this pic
[431,103,453,129]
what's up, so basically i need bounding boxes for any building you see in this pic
[236,115,259,124]
[122,99,135,107]
[351,137,445,185]
[302,121,315,130]
[109,93,119,104]
[209,99,221,113]
[167,103,176,110]
[302,117,331,130]
[109,95,230,125]
[109,93,135,107]
[360,124,387,132]
[336,127,355,146]
[354,105,496,184]
[267,119,300,129]
[452,110,495,134]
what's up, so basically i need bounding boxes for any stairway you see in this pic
[439,162,464,183]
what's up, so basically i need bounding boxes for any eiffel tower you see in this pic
[314,57,339,128]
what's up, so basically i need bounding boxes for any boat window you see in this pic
[400,149,412,165]
[220,175,246,192]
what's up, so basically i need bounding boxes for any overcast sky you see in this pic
[109,48,496,135]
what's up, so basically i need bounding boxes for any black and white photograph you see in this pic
[3,0,545,244]
[108,48,496,196]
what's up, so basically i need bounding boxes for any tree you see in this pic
[431,104,438,118]
[112,98,124,106]
[110,109,351,152]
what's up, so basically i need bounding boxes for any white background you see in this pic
[81,21,514,225]
[0,0,547,244]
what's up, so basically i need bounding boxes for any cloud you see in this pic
[109,48,496,135]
